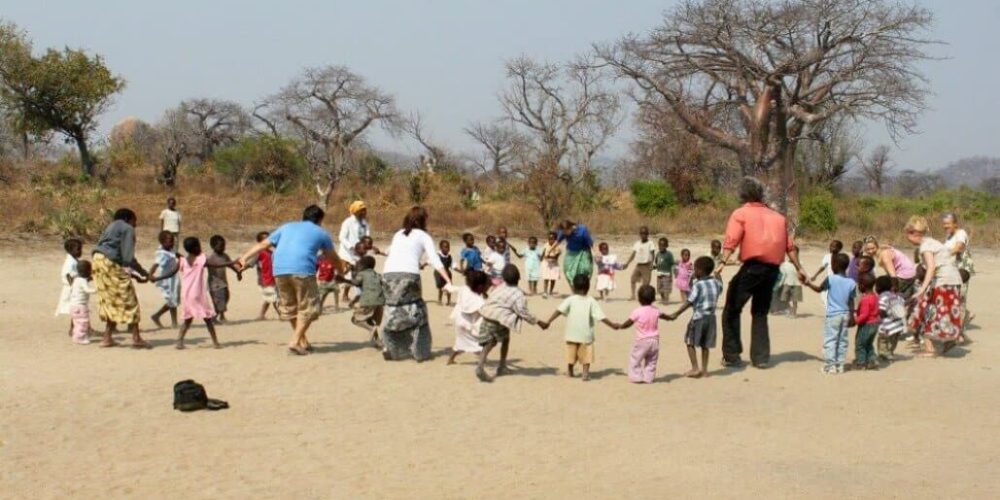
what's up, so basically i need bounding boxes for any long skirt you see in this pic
[563,250,593,287]
[93,253,140,325]
[909,285,963,342]
[382,273,432,361]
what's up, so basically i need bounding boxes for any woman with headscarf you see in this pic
[904,216,964,357]
[92,208,151,348]
[863,236,918,300]
[554,220,594,289]
[381,206,452,361]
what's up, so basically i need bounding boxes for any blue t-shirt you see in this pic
[820,274,857,317]
[268,221,334,277]
[460,246,483,271]
[557,224,594,252]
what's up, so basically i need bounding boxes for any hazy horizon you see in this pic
[3,0,999,171]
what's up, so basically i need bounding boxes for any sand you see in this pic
[1,237,997,499]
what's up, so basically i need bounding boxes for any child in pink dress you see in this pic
[674,249,694,302]
[615,285,671,383]
[154,237,238,349]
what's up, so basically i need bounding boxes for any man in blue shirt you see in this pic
[238,205,339,355]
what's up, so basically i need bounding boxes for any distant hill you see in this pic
[934,156,1000,188]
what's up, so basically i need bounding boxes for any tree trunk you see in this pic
[74,134,95,177]
[780,141,800,233]
[316,179,335,210]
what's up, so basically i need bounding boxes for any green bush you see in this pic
[799,190,838,235]
[214,137,306,193]
[630,180,677,216]
[33,184,108,238]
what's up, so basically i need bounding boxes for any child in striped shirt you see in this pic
[875,276,906,362]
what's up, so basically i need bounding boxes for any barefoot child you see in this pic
[149,231,180,328]
[448,270,490,364]
[541,232,562,298]
[68,260,96,345]
[252,231,278,320]
[341,256,385,348]
[654,237,675,304]
[159,196,181,240]
[623,226,656,300]
[846,240,864,281]
[207,235,242,322]
[540,274,621,382]
[666,256,721,378]
[523,236,543,295]
[476,265,540,382]
[485,239,508,288]
[777,250,803,317]
[55,238,83,335]
[595,242,624,301]
[804,253,856,374]
[811,240,845,282]
[317,254,339,310]
[435,240,454,306]
[875,276,905,362]
[616,285,669,383]
[674,249,694,302]
[459,233,484,275]
[853,274,880,370]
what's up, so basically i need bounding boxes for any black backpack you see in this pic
[173,380,228,412]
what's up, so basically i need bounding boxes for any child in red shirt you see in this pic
[254,231,277,320]
[853,274,880,370]
[317,255,338,311]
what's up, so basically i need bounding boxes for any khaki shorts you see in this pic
[566,342,594,365]
[275,275,321,323]
[631,263,653,286]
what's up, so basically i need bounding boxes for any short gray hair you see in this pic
[942,212,959,224]
[738,176,766,203]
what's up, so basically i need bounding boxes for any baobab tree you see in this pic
[180,98,249,161]
[267,65,401,208]
[597,0,936,221]
[860,144,893,194]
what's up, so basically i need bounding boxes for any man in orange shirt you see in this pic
[716,177,807,368]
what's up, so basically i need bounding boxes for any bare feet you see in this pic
[495,365,510,377]
[212,342,222,349]
[176,341,185,350]
[700,369,710,378]
[683,369,702,378]
[288,346,308,356]
[100,339,118,348]
[150,315,164,329]
[131,340,152,349]
[255,315,266,321]
[476,367,493,383]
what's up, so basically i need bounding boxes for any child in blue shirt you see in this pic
[459,233,484,274]
[805,253,857,374]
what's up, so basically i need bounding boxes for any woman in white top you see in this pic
[905,216,963,357]
[381,206,452,362]
[942,212,974,329]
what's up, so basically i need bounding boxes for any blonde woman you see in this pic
[904,216,964,357]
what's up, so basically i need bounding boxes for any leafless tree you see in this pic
[405,112,448,171]
[154,107,197,187]
[498,55,621,228]
[464,120,523,179]
[797,116,861,190]
[597,0,937,221]
[860,144,893,194]
[180,98,249,161]
[267,65,401,207]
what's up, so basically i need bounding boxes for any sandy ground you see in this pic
[1,237,998,499]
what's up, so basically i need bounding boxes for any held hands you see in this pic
[537,321,550,330]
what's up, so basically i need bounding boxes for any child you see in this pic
[674,249,693,302]
[448,270,490,364]
[476,265,540,382]
[149,231,180,328]
[159,196,181,240]
[317,254,339,310]
[853,274,880,370]
[616,285,669,383]
[624,226,656,300]
[595,242,624,301]
[856,255,876,284]
[778,250,803,317]
[666,256,722,378]
[253,231,278,320]
[540,274,620,381]
[485,239,508,288]
[154,237,239,349]
[541,232,562,298]
[346,241,369,309]
[459,233,484,274]
[654,237,675,304]
[846,240,864,281]
[875,276,906,362]
[207,235,241,322]
[804,253,856,374]
[344,256,385,349]
[497,226,523,260]
[435,240,454,305]
[811,239,845,282]
[361,235,386,257]
[68,260,96,345]
[55,238,83,336]
[523,236,543,295]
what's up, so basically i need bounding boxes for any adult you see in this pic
[238,205,339,356]
[555,220,594,288]
[716,177,806,368]
[338,200,370,264]
[862,236,917,300]
[381,206,452,361]
[942,212,974,324]
[92,208,151,349]
[904,216,964,357]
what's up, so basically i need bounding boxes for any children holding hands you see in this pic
[539,274,621,381]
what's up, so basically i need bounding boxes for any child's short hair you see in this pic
[960,268,970,284]
[858,273,875,292]
[167,196,176,203]
[183,237,201,254]
[501,264,520,285]
[598,241,609,250]
[63,238,82,254]
[528,236,538,244]
[439,239,450,249]
[548,231,557,239]
[113,208,137,223]
[572,273,591,293]
[637,285,656,305]
[209,234,225,249]
[680,248,691,256]
[255,231,269,243]
[875,275,893,294]
[693,256,715,276]
[831,240,844,252]
[357,255,376,271]
[465,269,489,291]
[158,230,173,245]
[711,239,721,247]
[658,237,668,246]
[831,253,850,273]
[76,259,92,278]
[858,255,875,270]
[462,232,474,242]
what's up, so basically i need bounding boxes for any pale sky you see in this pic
[3,0,998,171]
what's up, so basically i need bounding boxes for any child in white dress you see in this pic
[55,238,83,337]
[447,270,491,364]
[595,242,624,301]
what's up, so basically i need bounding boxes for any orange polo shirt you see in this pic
[723,202,794,266]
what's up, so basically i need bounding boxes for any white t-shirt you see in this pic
[484,252,506,277]
[919,237,962,286]
[69,277,96,307]
[944,229,969,258]
[383,229,443,274]
[632,240,656,265]
[159,209,181,233]
[820,253,832,273]
[338,215,370,264]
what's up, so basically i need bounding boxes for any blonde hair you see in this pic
[905,215,930,235]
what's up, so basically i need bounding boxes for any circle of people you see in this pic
[56,178,975,382]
